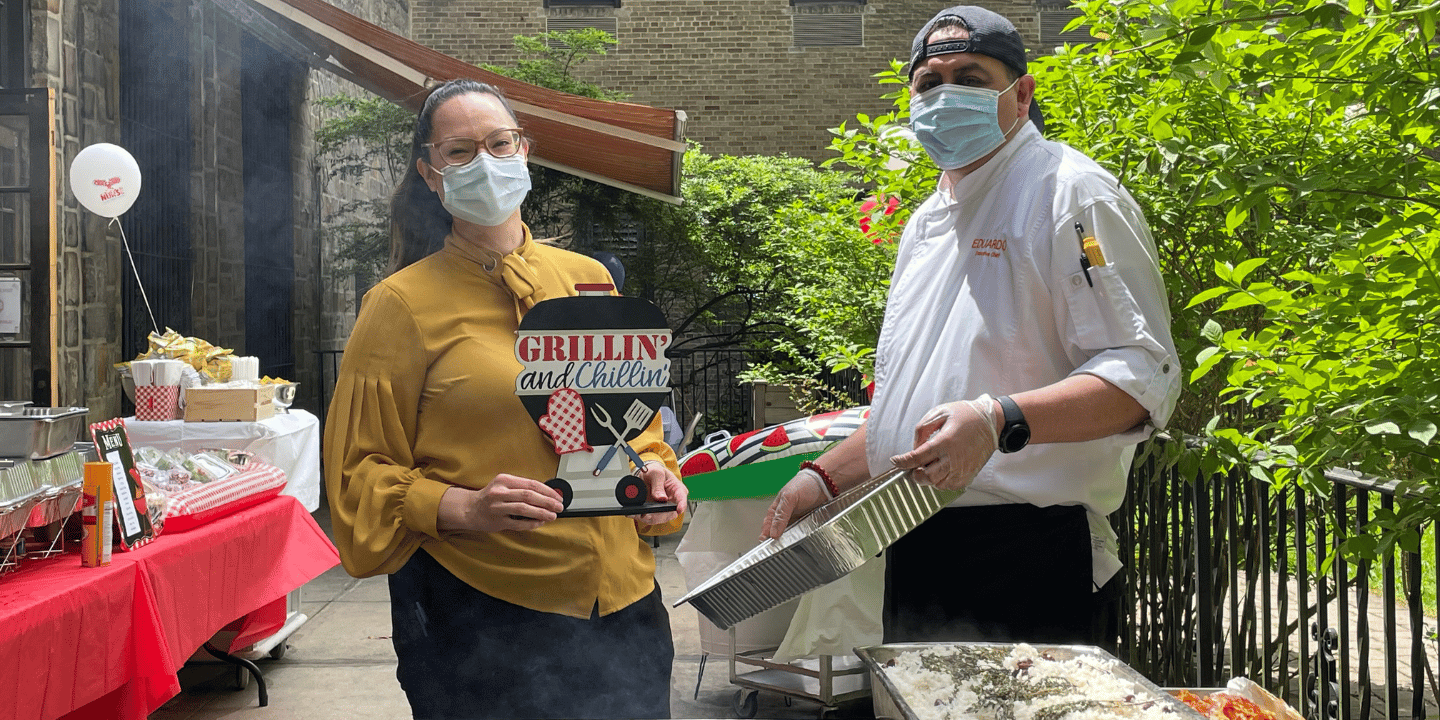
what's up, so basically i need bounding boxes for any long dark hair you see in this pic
[389,79,520,274]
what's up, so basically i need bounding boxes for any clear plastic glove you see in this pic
[635,461,688,527]
[889,395,1000,491]
[760,468,831,540]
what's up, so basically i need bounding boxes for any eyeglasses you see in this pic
[423,128,524,168]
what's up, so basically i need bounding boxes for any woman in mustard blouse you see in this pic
[323,79,688,720]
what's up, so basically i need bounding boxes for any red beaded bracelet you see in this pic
[800,460,840,498]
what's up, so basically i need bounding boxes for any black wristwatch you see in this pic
[996,395,1031,454]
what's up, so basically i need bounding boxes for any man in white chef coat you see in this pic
[761,5,1180,648]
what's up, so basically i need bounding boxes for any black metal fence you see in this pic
[1117,446,1437,720]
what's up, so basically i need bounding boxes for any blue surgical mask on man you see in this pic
[909,79,1023,170]
[439,152,532,227]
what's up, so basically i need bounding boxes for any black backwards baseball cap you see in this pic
[908,5,1045,133]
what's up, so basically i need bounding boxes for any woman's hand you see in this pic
[438,474,565,536]
[634,461,688,527]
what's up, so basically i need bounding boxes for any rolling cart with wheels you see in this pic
[185,586,310,705]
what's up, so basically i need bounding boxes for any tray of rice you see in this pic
[858,642,1206,720]
[674,468,959,630]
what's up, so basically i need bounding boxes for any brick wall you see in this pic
[412,0,1041,164]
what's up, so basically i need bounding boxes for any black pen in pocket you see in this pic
[1074,222,1106,287]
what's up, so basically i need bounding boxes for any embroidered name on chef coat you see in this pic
[971,238,1008,257]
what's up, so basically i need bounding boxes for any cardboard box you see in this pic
[184,385,276,422]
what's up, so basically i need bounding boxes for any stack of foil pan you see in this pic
[28,452,86,528]
[674,468,959,630]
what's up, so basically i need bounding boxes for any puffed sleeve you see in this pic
[323,284,452,577]
[633,411,684,536]
[1051,198,1181,441]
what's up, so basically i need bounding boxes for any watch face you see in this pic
[1000,425,1030,453]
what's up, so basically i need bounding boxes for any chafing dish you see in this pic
[0,406,88,459]
[857,642,1205,720]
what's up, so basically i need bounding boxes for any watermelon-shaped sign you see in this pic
[516,283,676,517]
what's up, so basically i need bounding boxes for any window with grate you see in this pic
[1038,1,1094,47]
[545,0,622,8]
[0,0,27,89]
[792,6,865,48]
[545,16,620,48]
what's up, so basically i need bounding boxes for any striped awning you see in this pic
[229,0,687,203]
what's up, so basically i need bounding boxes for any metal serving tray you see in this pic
[674,468,959,630]
[857,643,1205,720]
[0,406,88,459]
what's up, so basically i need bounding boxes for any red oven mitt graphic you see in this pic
[538,388,593,455]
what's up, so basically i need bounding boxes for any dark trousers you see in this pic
[388,549,674,720]
[884,504,1121,652]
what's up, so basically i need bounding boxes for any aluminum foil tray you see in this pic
[857,643,1205,720]
[0,488,44,539]
[27,452,85,527]
[674,468,959,630]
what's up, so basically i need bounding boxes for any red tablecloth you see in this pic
[0,495,340,720]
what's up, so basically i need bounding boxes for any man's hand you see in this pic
[889,397,999,491]
[635,461,688,526]
[439,474,565,536]
[760,468,830,540]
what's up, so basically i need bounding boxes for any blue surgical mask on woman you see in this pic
[909,79,1022,170]
[438,152,532,227]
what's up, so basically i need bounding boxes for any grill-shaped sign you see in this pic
[515,284,675,517]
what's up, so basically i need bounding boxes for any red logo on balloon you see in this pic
[93,176,125,201]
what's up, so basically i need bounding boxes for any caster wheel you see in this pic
[616,475,646,507]
[733,689,759,718]
[268,642,288,661]
[546,478,574,509]
[234,664,251,691]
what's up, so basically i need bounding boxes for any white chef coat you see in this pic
[866,123,1180,587]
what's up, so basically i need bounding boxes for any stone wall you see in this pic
[49,0,123,417]
[305,0,410,413]
[31,0,407,419]
[412,0,1041,164]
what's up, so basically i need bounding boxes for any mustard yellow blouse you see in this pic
[324,229,683,619]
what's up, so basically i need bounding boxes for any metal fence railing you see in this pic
[1118,445,1437,720]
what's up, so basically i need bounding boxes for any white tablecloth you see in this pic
[123,409,322,512]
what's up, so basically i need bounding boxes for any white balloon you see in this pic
[69,143,142,218]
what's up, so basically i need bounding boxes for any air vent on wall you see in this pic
[545,17,620,48]
[793,13,863,48]
[1039,7,1093,46]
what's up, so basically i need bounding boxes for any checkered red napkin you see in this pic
[163,462,288,532]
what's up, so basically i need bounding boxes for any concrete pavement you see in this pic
[148,500,862,720]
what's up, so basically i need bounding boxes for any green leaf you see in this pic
[1191,347,1225,381]
[1364,420,1401,436]
[1201,319,1223,342]
[1187,25,1219,46]
[1407,420,1437,445]
[1216,293,1262,312]
[1186,286,1232,308]
[1225,202,1249,234]
[1232,257,1268,284]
